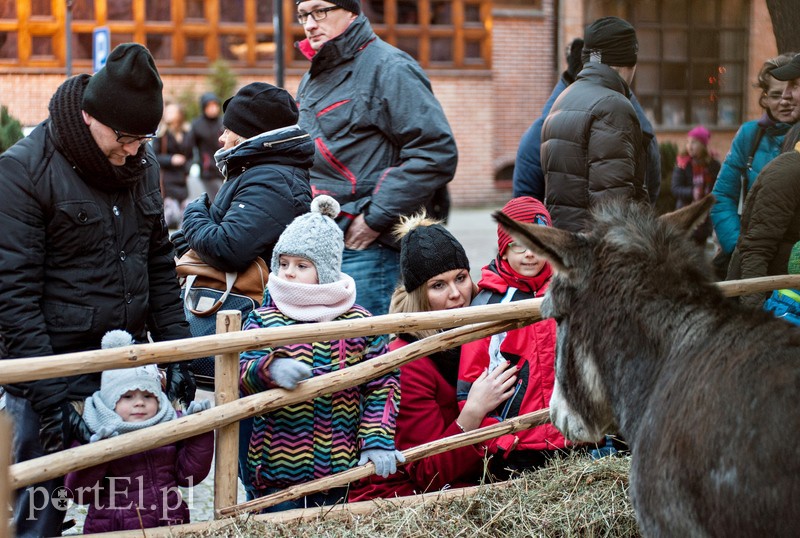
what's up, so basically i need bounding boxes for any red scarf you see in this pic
[479,257,553,296]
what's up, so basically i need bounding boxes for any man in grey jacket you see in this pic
[541,16,649,232]
[294,0,458,316]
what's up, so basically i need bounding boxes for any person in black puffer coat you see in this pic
[0,43,193,538]
[541,17,649,232]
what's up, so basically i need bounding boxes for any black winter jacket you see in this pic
[541,62,649,232]
[0,122,190,406]
[296,15,457,248]
[180,126,314,273]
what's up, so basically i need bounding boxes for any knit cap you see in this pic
[397,215,470,293]
[582,16,638,67]
[271,195,344,284]
[296,0,360,15]
[82,43,164,135]
[688,125,711,147]
[99,364,163,410]
[497,197,552,256]
[222,82,299,139]
[789,241,800,275]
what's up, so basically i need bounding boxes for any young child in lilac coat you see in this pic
[65,331,213,532]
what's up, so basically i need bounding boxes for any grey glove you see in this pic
[268,358,312,390]
[186,399,211,415]
[89,427,119,443]
[358,449,406,478]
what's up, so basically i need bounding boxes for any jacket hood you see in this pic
[215,125,315,180]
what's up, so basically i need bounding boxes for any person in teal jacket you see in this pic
[710,52,797,260]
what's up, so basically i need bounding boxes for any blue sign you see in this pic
[92,27,110,73]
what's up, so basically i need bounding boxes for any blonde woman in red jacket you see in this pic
[349,214,517,501]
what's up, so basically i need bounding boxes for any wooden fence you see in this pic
[1,274,798,536]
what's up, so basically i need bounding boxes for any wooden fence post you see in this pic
[0,412,11,538]
[213,310,241,518]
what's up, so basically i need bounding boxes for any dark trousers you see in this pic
[6,394,67,538]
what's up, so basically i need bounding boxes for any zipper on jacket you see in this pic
[261,133,310,148]
[315,138,357,194]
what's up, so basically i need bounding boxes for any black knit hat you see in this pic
[295,0,361,15]
[582,16,638,67]
[222,82,299,139]
[82,43,163,135]
[400,223,470,293]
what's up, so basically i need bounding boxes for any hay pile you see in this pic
[186,453,639,538]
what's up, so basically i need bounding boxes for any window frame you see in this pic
[0,0,492,71]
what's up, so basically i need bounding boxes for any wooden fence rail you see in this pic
[0,274,797,536]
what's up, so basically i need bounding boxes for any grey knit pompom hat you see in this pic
[271,195,344,284]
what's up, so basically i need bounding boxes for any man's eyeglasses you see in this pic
[297,6,341,24]
[114,129,155,145]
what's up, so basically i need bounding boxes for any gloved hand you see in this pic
[564,37,585,83]
[170,229,190,258]
[268,358,312,390]
[38,401,92,454]
[89,426,119,443]
[165,361,196,409]
[186,399,211,415]
[358,449,406,478]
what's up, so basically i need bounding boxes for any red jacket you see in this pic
[458,260,568,453]
[349,337,486,501]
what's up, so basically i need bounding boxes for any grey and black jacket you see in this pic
[295,15,457,249]
[541,62,649,232]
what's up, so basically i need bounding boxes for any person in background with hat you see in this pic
[239,195,402,510]
[671,125,721,246]
[513,37,661,208]
[187,92,225,203]
[294,0,458,317]
[541,16,649,233]
[349,213,518,501]
[65,331,213,532]
[710,52,797,279]
[0,43,194,537]
[458,197,573,477]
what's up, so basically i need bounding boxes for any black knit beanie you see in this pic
[82,43,163,135]
[400,224,470,293]
[222,82,299,139]
[582,16,638,67]
[295,0,360,15]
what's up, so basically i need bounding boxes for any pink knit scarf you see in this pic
[267,273,357,322]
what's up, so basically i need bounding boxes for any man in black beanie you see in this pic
[0,42,194,537]
[540,16,651,232]
[294,0,458,317]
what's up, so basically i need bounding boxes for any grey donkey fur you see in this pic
[494,195,800,537]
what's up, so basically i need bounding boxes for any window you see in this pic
[588,0,748,128]
[0,0,491,70]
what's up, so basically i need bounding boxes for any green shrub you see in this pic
[208,59,237,104]
[0,105,24,153]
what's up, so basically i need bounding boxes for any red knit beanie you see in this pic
[497,197,552,255]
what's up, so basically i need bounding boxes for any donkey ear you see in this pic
[493,211,580,273]
[660,194,715,234]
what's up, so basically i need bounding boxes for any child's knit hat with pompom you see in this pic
[271,195,344,284]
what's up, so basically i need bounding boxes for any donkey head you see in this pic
[493,196,714,443]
